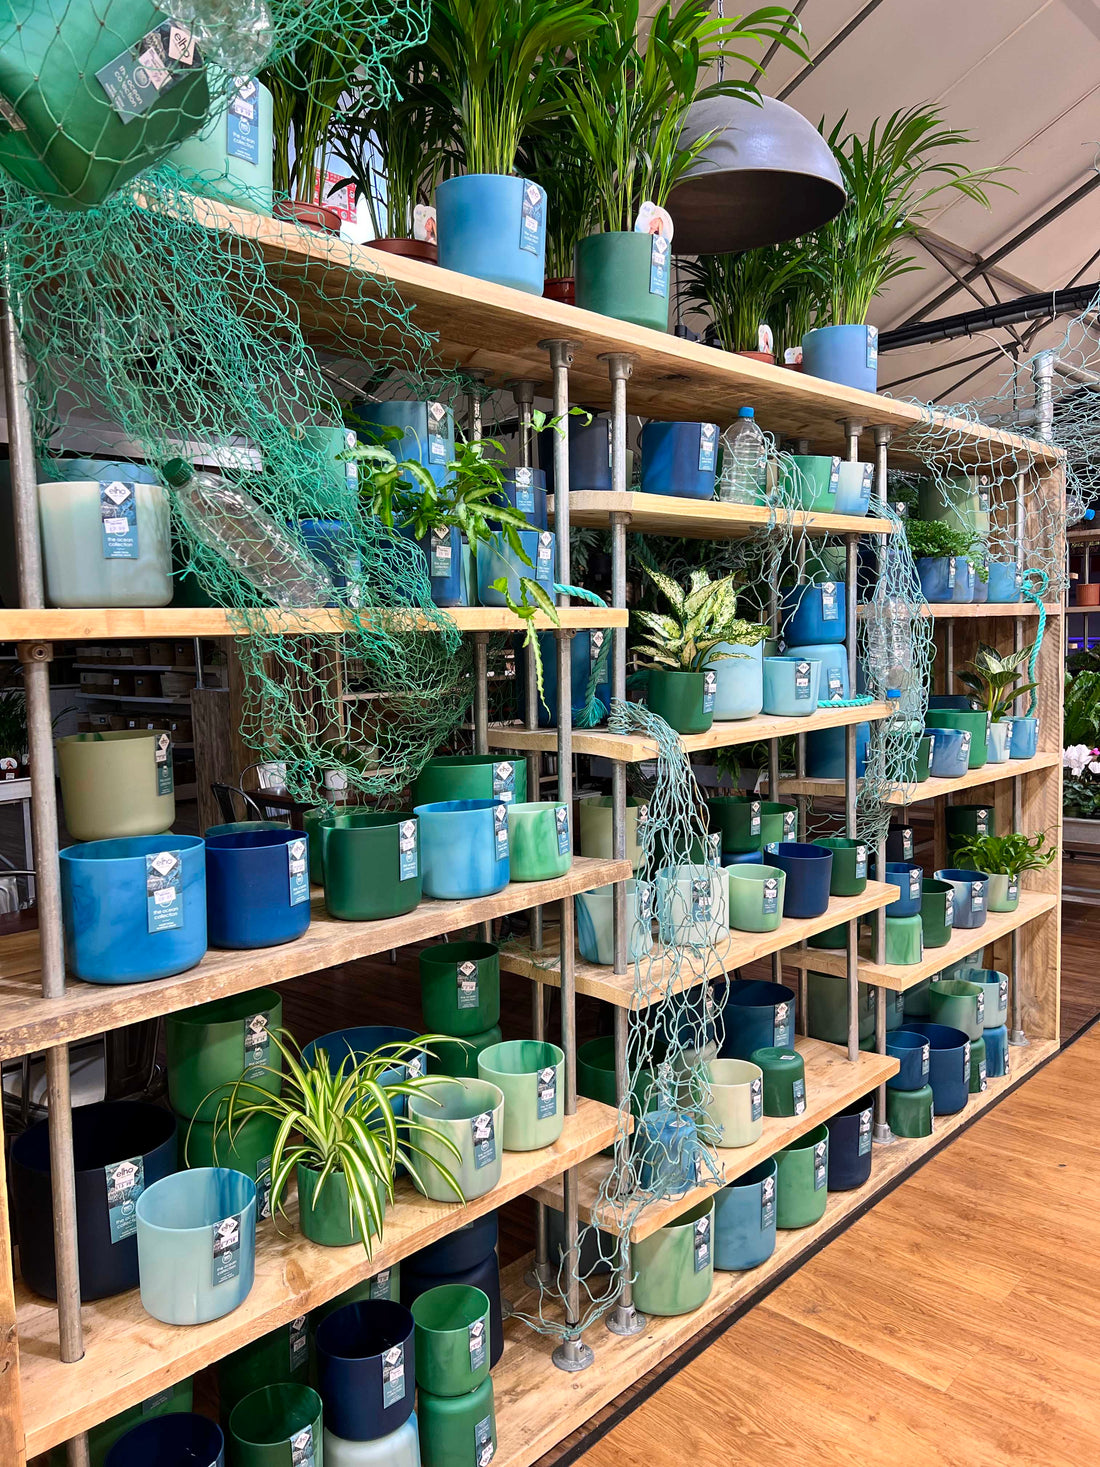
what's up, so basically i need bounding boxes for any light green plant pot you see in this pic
[297,1163,387,1248]
[578,795,646,871]
[228,1384,323,1467]
[506,801,572,881]
[928,978,985,1040]
[869,912,925,966]
[632,1196,715,1316]
[987,719,1012,763]
[699,1058,763,1148]
[56,729,175,841]
[407,1077,506,1201]
[726,863,786,933]
[477,1040,564,1152]
[985,872,1020,912]
[917,472,991,537]
[775,1124,829,1228]
[958,967,1009,1029]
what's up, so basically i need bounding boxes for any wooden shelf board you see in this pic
[17,1100,618,1460]
[788,889,1058,991]
[530,1038,897,1241]
[553,492,894,540]
[498,881,900,1008]
[779,749,1061,803]
[486,701,893,762]
[0,857,629,1061]
[913,601,1063,619]
[493,1038,1058,1467]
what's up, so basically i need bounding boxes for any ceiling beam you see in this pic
[778,0,888,100]
[913,228,1039,297]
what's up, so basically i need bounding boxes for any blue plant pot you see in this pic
[59,834,207,985]
[969,560,988,604]
[834,460,875,516]
[489,469,548,530]
[712,1158,778,1271]
[765,841,833,918]
[436,174,546,294]
[410,526,466,608]
[783,643,849,702]
[711,638,764,720]
[915,557,953,602]
[804,722,869,779]
[516,629,610,728]
[476,530,555,606]
[721,850,764,867]
[825,1097,874,1191]
[987,560,1022,602]
[413,800,510,899]
[926,725,970,778]
[205,829,311,950]
[780,581,846,644]
[801,324,878,393]
[984,1023,1009,1077]
[104,1414,224,1467]
[538,415,612,494]
[316,1299,416,1442]
[951,558,975,603]
[299,517,359,599]
[351,399,454,487]
[1009,715,1039,759]
[934,868,990,929]
[639,421,719,500]
[762,656,821,717]
[633,1109,698,1194]
[136,1168,256,1325]
[897,1022,970,1116]
[409,1212,497,1276]
[883,861,923,918]
[717,979,797,1061]
[886,1030,930,1091]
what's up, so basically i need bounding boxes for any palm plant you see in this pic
[952,830,1056,879]
[518,116,598,280]
[633,566,769,673]
[265,36,364,201]
[678,241,820,356]
[956,642,1038,722]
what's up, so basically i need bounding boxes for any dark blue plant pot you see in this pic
[413,800,510,899]
[928,694,973,710]
[783,643,849,702]
[205,829,311,950]
[351,399,454,487]
[984,1023,1009,1077]
[825,1096,874,1191]
[516,629,610,728]
[717,979,797,1061]
[633,1109,698,1195]
[408,1212,497,1277]
[886,1030,930,1091]
[764,841,833,919]
[885,824,914,862]
[804,722,869,779]
[713,1158,777,1271]
[489,469,548,529]
[401,1249,504,1369]
[721,849,764,867]
[934,868,989,928]
[538,415,612,494]
[1009,715,1039,759]
[834,460,875,516]
[926,725,970,777]
[916,557,961,603]
[316,1299,416,1442]
[802,324,878,393]
[897,1022,970,1116]
[299,517,359,599]
[780,581,846,644]
[477,530,555,606]
[59,834,207,985]
[104,1414,224,1467]
[639,420,719,500]
[883,861,923,918]
[987,560,1022,602]
[436,174,546,295]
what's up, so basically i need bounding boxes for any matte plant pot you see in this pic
[801,324,878,393]
[986,719,1012,763]
[430,1027,503,1081]
[883,861,923,917]
[713,1158,778,1270]
[1008,715,1039,759]
[916,556,964,604]
[806,971,874,1046]
[228,1385,323,1467]
[803,722,870,780]
[987,560,1022,602]
[951,558,976,603]
[969,559,989,605]
[506,801,572,881]
[204,828,311,949]
[633,1108,698,1194]
[886,1030,930,1091]
[370,237,439,263]
[885,824,915,863]
[50,1380,193,1467]
[806,920,848,951]
[698,1058,764,1148]
[489,468,548,529]
[639,420,719,499]
[477,1040,564,1152]
[298,1163,386,1248]
[917,473,991,537]
[920,878,956,948]
[516,628,612,729]
[577,1035,660,1119]
[104,1414,224,1467]
[644,667,712,734]
[934,868,990,929]
[655,863,730,943]
[928,978,986,1041]
[926,725,970,778]
[56,729,175,840]
[476,529,556,606]
[436,174,545,293]
[903,979,931,1019]
[167,989,282,1123]
[945,802,996,851]
[410,1213,498,1277]
[969,1033,988,1094]
[402,1250,504,1370]
[925,709,987,769]
[545,1205,618,1276]
[407,1078,505,1201]
[204,820,286,839]
[751,1046,807,1118]
[136,1167,256,1325]
[301,806,330,885]
[632,1196,715,1317]
[984,1023,1010,1077]
[886,1083,934,1138]
[320,810,422,921]
[420,941,500,1036]
[575,231,670,333]
[826,1096,875,1191]
[710,637,765,720]
[765,842,833,919]
[411,1284,491,1398]
[780,454,843,511]
[897,1022,970,1116]
[718,979,797,1061]
[414,755,527,808]
[407,526,466,607]
[219,1322,311,1422]
[38,470,172,608]
[834,459,875,516]
[775,1124,829,1229]
[576,881,653,965]
[59,833,207,985]
[870,913,924,966]
[727,863,786,933]
[578,795,646,870]
[707,796,796,854]
[985,873,1020,913]
[413,801,510,899]
[815,836,868,897]
[316,1299,416,1442]
[783,642,849,701]
[324,1417,421,1467]
[12,1101,176,1302]
[537,414,612,494]
[916,733,934,782]
[178,1110,280,1217]
[762,656,822,718]
[780,581,846,644]
[418,1374,496,1467]
[351,399,455,485]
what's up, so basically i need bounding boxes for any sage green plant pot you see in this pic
[632,1196,715,1316]
[986,872,1020,912]
[815,835,868,897]
[959,967,1009,1029]
[920,878,955,948]
[928,978,985,1040]
[506,801,572,881]
[886,1083,934,1137]
[775,1124,829,1228]
[56,729,175,841]
[868,912,925,966]
[420,941,501,1036]
[916,733,933,782]
[417,1372,496,1467]
[699,1058,763,1148]
[411,1283,491,1398]
[576,231,670,332]
[297,1163,386,1248]
[644,668,712,735]
[431,1026,503,1080]
[969,1033,988,1094]
[925,709,988,769]
[578,794,646,871]
[166,989,282,1122]
[477,1040,564,1152]
[407,1077,506,1201]
[727,863,785,933]
[750,1046,806,1117]
[917,472,991,537]
[807,971,874,1046]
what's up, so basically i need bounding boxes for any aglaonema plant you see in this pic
[633,565,769,672]
[951,830,1056,879]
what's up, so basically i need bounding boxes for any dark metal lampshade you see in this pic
[667,95,846,255]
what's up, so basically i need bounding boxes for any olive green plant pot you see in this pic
[886,1083,934,1137]
[575,231,670,332]
[297,1163,386,1248]
[699,1059,763,1148]
[412,1283,491,1398]
[420,940,501,1036]
[477,1040,564,1151]
[644,668,712,735]
[632,1196,715,1316]
[407,1077,506,1201]
[578,795,646,871]
[815,836,868,897]
[986,872,1020,912]
[417,1373,496,1467]
[56,729,175,841]
[750,1046,806,1117]
[166,988,282,1122]
[506,801,572,881]
[928,978,985,1040]
[775,1124,829,1228]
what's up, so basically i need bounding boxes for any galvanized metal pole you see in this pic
[607,1006,645,1336]
[845,918,860,1062]
[873,834,892,1139]
[768,570,783,986]
[844,535,859,839]
[539,340,578,602]
[1010,469,1029,1048]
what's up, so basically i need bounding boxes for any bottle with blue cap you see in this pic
[719,406,767,505]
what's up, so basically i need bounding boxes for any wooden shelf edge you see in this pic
[912,602,1063,618]
[778,749,1061,804]
[552,492,896,540]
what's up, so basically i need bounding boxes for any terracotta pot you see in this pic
[736,350,774,365]
[369,237,439,264]
[543,277,576,305]
[1077,582,1100,606]
[273,200,341,234]
[784,361,804,371]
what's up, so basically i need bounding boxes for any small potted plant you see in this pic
[956,642,1039,764]
[519,117,597,303]
[678,242,818,364]
[265,38,364,233]
[905,518,985,604]
[951,831,1056,912]
[632,566,769,734]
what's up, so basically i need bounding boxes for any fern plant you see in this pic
[633,566,769,673]
[951,831,1056,879]
[956,642,1038,722]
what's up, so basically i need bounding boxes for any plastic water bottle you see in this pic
[865,596,914,699]
[718,406,767,505]
[165,0,274,75]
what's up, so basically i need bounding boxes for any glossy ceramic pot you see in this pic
[104,1415,224,1467]
[420,940,500,1035]
[644,667,713,734]
[762,655,821,717]
[136,1167,256,1324]
[167,988,282,1123]
[204,829,311,949]
[711,638,765,720]
[775,1124,829,1228]
[575,881,653,965]
[920,878,955,948]
[897,1022,970,1116]
[411,1284,491,1397]
[228,1385,323,1467]
[934,868,990,929]
[506,801,572,881]
[712,1158,778,1270]
[926,724,971,778]
[413,756,526,808]
[578,794,646,870]
[437,174,545,294]
[413,800,510,899]
[56,729,174,840]
[925,709,988,769]
[639,420,719,500]
[698,1058,763,1148]
[1008,715,1039,759]
[321,810,422,921]
[815,836,868,897]
[750,1046,806,1118]
[826,1096,875,1190]
[718,979,797,1061]
[886,1030,930,1091]
[316,1299,416,1442]
[477,1040,564,1151]
[632,1196,715,1316]
[886,1083,934,1137]
[928,978,986,1040]
[407,1078,505,1201]
[780,581,846,644]
[726,863,786,933]
[765,842,833,919]
[417,1374,496,1467]
[402,1250,504,1370]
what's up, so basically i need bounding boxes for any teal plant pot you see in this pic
[506,801,572,881]
[727,863,786,933]
[985,1023,1010,1077]
[711,638,765,720]
[959,967,1009,1029]
[578,795,646,870]
[420,940,500,1036]
[417,1373,497,1467]
[413,754,527,808]
[656,864,730,943]
[1009,715,1039,759]
[807,971,874,1046]
[713,1159,777,1270]
[762,655,821,717]
[750,1045,806,1117]
[575,231,670,332]
[351,398,455,485]
[985,872,1020,912]
[168,78,274,216]
[928,978,985,1040]
[413,800,510,899]
[632,1196,715,1316]
[228,1384,323,1467]
[775,1124,829,1228]
[437,173,546,294]
[784,644,848,701]
[407,1078,505,1200]
[801,325,878,393]
[477,1040,564,1151]
[698,1058,763,1148]
[135,1168,256,1325]
[575,881,652,965]
[779,454,842,511]
[412,1284,491,1398]
[644,667,713,734]
[988,560,1022,601]
[477,529,556,606]
[320,810,422,921]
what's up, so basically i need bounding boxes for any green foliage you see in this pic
[1064,774,1100,819]
[956,642,1038,722]
[679,241,821,356]
[951,830,1057,879]
[0,685,28,763]
[265,36,366,200]
[1064,666,1100,748]
[904,517,981,562]
[633,565,769,672]
[519,118,599,279]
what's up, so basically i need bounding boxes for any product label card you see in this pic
[963,1040,971,1074]
[513,465,534,513]
[142,1387,173,1415]
[702,668,717,713]
[698,423,718,473]
[862,463,875,492]
[649,233,670,297]
[636,801,649,832]
[979,1060,988,1092]
[978,475,991,513]
[290,1425,315,1466]
[783,809,797,840]
[821,582,839,620]
[960,731,972,754]
[244,1011,271,1076]
[855,843,868,879]
[472,1111,497,1169]
[100,481,139,559]
[1004,1048,1010,1076]
[287,837,310,905]
[947,555,957,589]
[430,526,453,577]
[457,959,480,1011]
[555,805,571,856]
[899,827,914,860]
[1014,565,1023,590]
[691,878,712,922]
[793,1076,807,1115]
[96,21,202,123]
[491,761,515,804]
[381,1344,407,1407]
[519,182,545,255]
[999,974,1009,1007]
[590,629,605,671]
[105,1156,144,1243]
[760,1170,777,1230]
[909,867,922,900]
[289,1314,309,1371]
[475,1413,496,1467]
[858,1107,873,1156]
[749,800,762,835]
[469,1317,488,1371]
[536,1065,558,1120]
[944,888,954,926]
[920,1041,931,1079]
[707,831,722,867]
[866,325,879,369]
[399,819,418,882]
[145,850,183,932]
[406,1054,424,1081]
[693,1214,711,1273]
[829,456,841,491]
[762,875,780,916]
[750,1074,763,1122]
[971,882,985,911]
[427,401,449,463]
[827,669,844,700]
[813,1138,827,1188]
[636,880,653,923]
[1007,879,1019,903]
[976,991,985,1026]
[494,803,509,860]
[212,1212,242,1286]
[773,1000,793,1048]
[976,808,989,834]
[536,531,554,578]
[256,1156,272,1220]
[370,1268,393,1300]
[227,78,260,163]
[795,660,812,699]
[154,731,174,795]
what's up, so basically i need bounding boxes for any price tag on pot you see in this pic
[919,1041,931,1079]
[370,1268,393,1300]
[944,888,954,926]
[947,556,957,589]
[244,1012,271,1075]
[866,325,878,370]
[707,831,722,867]
[1004,1048,1010,1077]
[748,800,761,836]
[908,868,922,901]
[142,1387,173,1415]
[978,475,991,513]
[105,1156,145,1243]
[96,21,202,124]
[343,429,360,492]
[862,463,875,493]
[636,880,653,922]
[590,629,606,673]
[792,1077,807,1116]
[858,1107,873,1157]
[472,1110,497,1169]
[406,1054,425,1080]
[636,801,649,834]
[154,732,174,796]
[491,761,516,803]
[691,878,712,922]
[287,837,310,905]
[976,990,985,1026]
[971,881,985,912]
[381,1344,407,1408]
[289,1313,309,1372]
[975,807,990,835]
[702,668,717,713]
[795,660,812,700]
[430,526,453,577]
[145,850,183,932]
[519,181,545,255]
[424,401,451,465]
[1014,565,1023,591]
[555,804,571,857]
[999,974,1009,1007]
[750,1074,764,1123]
[256,1156,272,1220]
[783,808,797,840]
[821,582,839,621]
[649,232,670,298]
[212,1212,242,1287]
[398,819,419,882]
[960,731,971,756]
[827,669,844,700]
[760,1171,776,1230]
[290,1424,316,1466]
[829,457,841,493]
[773,1000,793,1048]
[762,875,780,916]
[813,1137,827,1188]
[475,1413,496,1467]
[494,803,510,861]
[855,844,868,879]
[513,465,535,513]
[1007,879,1019,904]
[468,1316,488,1371]
[537,1065,558,1121]
[457,959,480,1011]
[226,78,259,164]
[963,1040,971,1075]
[698,423,718,473]
[536,531,555,578]
[693,1213,711,1273]
[898,827,914,860]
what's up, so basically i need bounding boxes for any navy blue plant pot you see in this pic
[538,415,612,494]
[934,868,990,929]
[765,841,833,918]
[897,1022,970,1116]
[804,722,869,779]
[987,560,1022,602]
[885,824,914,862]
[316,1299,416,1442]
[825,1096,874,1191]
[802,324,878,393]
[633,1109,698,1195]
[437,174,546,294]
[883,862,923,918]
[717,979,797,1060]
[105,1414,224,1467]
[916,556,962,603]
[408,1212,497,1277]
[516,629,610,728]
[984,1023,1010,1077]
[639,420,719,500]
[401,1248,504,1369]
[886,1030,930,1091]
[1009,715,1039,759]
[489,469,548,529]
[477,530,555,606]
[303,1025,424,1163]
[712,1158,778,1271]
[780,581,846,644]
[413,800,510,899]
[351,399,454,487]
[205,829,311,950]
[926,725,970,778]
[783,643,849,702]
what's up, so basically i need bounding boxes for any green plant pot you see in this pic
[886,1083,934,1137]
[945,802,996,855]
[47,1379,193,1465]
[506,801,573,881]
[726,863,786,933]
[575,231,669,332]
[407,1077,506,1201]
[177,1109,280,1217]
[477,1040,564,1152]
[920,878,955,949]
[969,1033,988,1094]
[806,971,874,1045]
[576,1035,659,1116]
[750,1046,806,1118]
[228,1384,323,1467]
[301,805,330,885]
[779,454,841,512]
[775,1124,829,1228]
[417,1373,496,1467]
[55,729,175,841]
[166,988,282,1122]
[706,795,766,854]
[219,1322,310,1422]
[632,1196,715,1316]
[916,734,933,782]
[699,1058,763,1148]
[431,1027,503,1080]
[917,473,991,537]
[644,668,712,735]
[320,810,422,920]
[297,1163,386,1248]
[869,912,925,966]
[411,1284,491,1398]
[413,754,527,807]
[959,967,1009,1028]
[807,920,849,950]
[420,941,501,1036]
[928,978,985,1040]
[925,710,988,769]
[578,795,646,871]
[986,872,1020,912]
[814,836,868,897]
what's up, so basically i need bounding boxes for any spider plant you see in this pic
[956,642,1038,722]
[951,830,1056,879]
[678,241,820,355]
[633,566,769,672]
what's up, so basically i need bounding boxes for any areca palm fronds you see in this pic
[633,565,769,672]
[679,240,822,356]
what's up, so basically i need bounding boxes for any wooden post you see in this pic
[0,1107,27,1467]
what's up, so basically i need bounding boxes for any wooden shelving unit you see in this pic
[552,491,895,539]
[779,749,1061,803]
